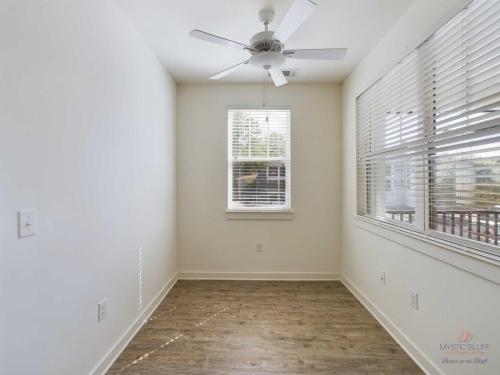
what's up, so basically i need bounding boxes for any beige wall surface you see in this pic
[177,83,342,276]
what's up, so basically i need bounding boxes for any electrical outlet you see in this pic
[98,300,107,322]
[378,271,386,285]
[256,243,263,253]
[18,210,37,237]
[409,289,419,310]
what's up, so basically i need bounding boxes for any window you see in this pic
[228,108,291,211]
[356,0,500,257]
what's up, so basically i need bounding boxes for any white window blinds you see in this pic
[357,50,424,226]
[228,109,291,210]
[357,0,500,255]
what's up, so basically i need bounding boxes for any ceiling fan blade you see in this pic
[189,30,249,50]
[284,48,347,60]
[273,0,317,43]
[210,60,249,80]
[269,68,288,87]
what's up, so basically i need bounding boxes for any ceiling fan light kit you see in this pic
[189,0,347,87]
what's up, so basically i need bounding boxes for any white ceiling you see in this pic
[115,0,413,83]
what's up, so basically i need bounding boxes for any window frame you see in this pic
[355,0,500,260]
[226,105,292,214]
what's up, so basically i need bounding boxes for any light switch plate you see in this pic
[18,210,37,237]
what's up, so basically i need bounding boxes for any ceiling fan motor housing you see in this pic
[250,31,283,53]
[249,31,285,70]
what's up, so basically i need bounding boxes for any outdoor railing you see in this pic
[386,209,499,246]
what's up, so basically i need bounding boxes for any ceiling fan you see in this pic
[189,0,347,87]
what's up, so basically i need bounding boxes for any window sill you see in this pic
[225,210,294,221]
[354,215,500,285]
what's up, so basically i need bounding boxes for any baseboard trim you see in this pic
[90,273,178,375]
[177,271,340,281]
[341,275,442,375]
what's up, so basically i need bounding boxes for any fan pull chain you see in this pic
[261,68,270,123]
[265,72,269,123]
[262,69,266,108]
[266,74,269,123]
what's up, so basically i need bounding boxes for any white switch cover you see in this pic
[18,210,37,238]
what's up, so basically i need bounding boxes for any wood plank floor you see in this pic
[107,280,423,374]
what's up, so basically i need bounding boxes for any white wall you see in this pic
[0,1,176,374]
[341,1,500,374]
[177,83,341,277]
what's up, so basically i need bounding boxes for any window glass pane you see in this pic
[384,158,417,224]
[357,50,423,226]
[231,161,287,207]
[228,109,291,210]
[427,0,500,248]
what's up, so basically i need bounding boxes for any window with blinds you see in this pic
[228,108,291,210]
[356,0,500,256]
